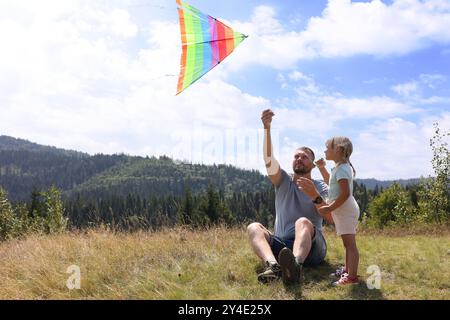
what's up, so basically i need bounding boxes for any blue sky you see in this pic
[0,0,449,180]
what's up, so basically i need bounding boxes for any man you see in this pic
[247,109,331,285]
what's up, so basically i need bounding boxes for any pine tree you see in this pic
[178,187,194,225]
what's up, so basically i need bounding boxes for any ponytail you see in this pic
[347,158,356,177]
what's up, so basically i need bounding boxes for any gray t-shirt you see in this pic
[274,169,329,239]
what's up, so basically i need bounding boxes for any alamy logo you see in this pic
[66,265,81,290]
[366,265,381,289]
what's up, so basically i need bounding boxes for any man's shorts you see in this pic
[269,228,327,266]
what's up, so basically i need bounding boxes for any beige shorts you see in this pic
[331,196,360,235]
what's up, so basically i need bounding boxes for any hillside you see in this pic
[66,156,271,200]
[0,136,271,201]
[355,178,424,190]
[0,226,448,299]
[0,135,88,157]
[0,135,422,202]
[0,149,129,201]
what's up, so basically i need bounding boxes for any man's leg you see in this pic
[292,217,315,264]
[247,223,282,283]
[277,218,314,285]
[246,222,277,264]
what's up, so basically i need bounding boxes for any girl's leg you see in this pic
[341,234,359,277]
[344,247,348,273]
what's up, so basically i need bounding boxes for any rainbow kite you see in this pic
[176,0,247,95]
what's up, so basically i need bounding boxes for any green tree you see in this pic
[0,187,21,240]
[205,184,220,224]
[418,123,450,223]
[367,183,416,228]
[178,187,194,225]
[29,187,68,234]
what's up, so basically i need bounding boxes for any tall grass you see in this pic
[0,226,448,299]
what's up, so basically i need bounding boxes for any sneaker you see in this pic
[330,266,347,278]
[332,273,359,286]
[278,247,302,286]
[257,261,281,283]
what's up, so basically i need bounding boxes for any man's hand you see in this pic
[262,108,281,185]
[296,177,319,199]
[261,109,274,129]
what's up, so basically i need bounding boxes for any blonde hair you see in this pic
[326,136,356,177]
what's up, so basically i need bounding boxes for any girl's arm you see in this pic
[318,206,334,224]
[318,179,350,218]
[328,179,350,211]
[318,167,330,185]
[315,158,330,185]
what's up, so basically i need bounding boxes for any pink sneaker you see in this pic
[332,274,359,286]
[330,266,347,278]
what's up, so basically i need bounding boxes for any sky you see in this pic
[0,0,449,180]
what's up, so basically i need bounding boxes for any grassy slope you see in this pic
[0,226,449,300]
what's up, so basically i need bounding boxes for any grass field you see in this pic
[0,226,449,300]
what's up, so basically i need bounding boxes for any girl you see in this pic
[316,136,360,285]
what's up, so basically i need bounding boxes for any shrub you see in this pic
[0,187,21,240]
[28,187,68,235]
[418,123,450,223]
[366,183,417,228]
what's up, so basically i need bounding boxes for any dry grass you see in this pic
[0,226,449,300]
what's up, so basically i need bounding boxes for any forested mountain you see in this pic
[356,178,423,190]
[0,136,271,202]
[67,156,271,201]
[0,135,87,157]
[0,135,421,202]
[0,135,432,230]
[0,149,129,201]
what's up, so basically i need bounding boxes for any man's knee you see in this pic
[247,222,262,236]
[295,217,314,232]
[247,222,268,240]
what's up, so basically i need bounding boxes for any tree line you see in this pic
[0,123,448,240]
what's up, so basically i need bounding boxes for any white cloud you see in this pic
[391,73,448,103]
[82,8,138,38]
[263,70,447,179]
[392,81,420,98]
[228,7,311,70]
[0,1,273,170]
[277,71,320,94]
[275,70,422,129]
[288,71,307,82]
[0,1,448,181]
[269,96,420,146]
[353,113,450,180]
[246,6,284,36]
[230,0,450,71]
[266,112,450,180]
[419,73,447,89]
[302,0,450,58]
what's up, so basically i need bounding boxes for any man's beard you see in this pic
[293,166,311,175]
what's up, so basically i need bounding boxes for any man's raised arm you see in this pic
[261,109,282,187]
